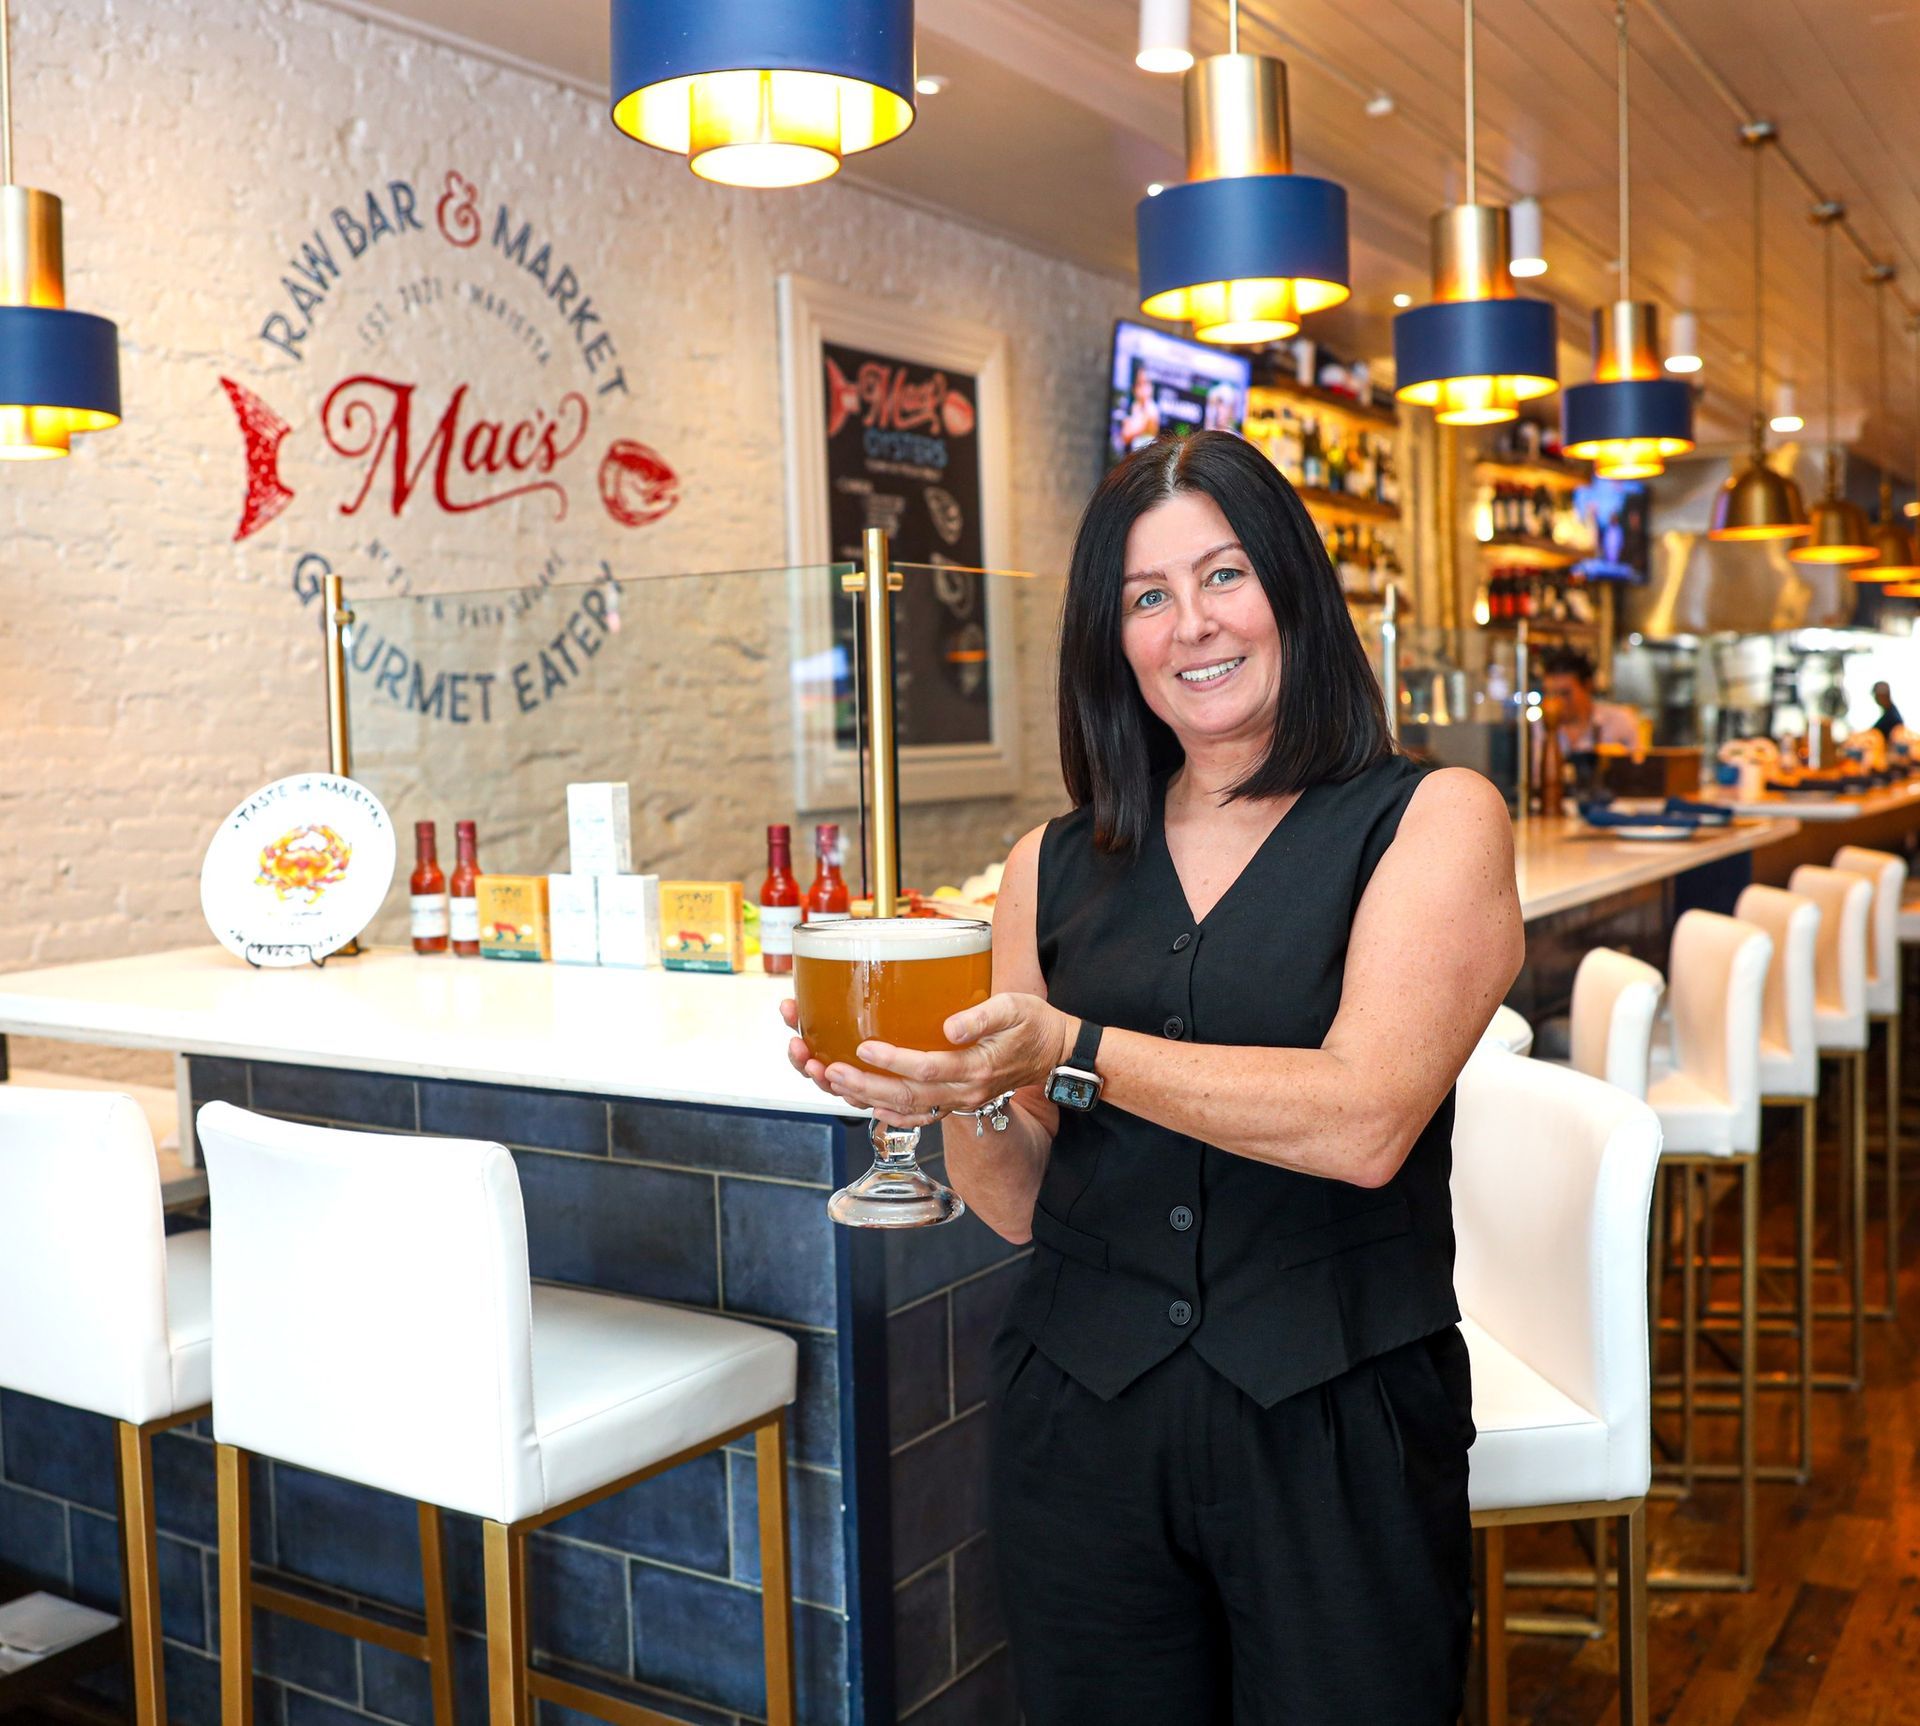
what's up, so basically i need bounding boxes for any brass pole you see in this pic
[860,527,900,916]
[1380,581,1399,742]
[322,571,360,956]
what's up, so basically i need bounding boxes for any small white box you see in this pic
[548,874,600,965]
[598,873,660,968]
[567,782,633,876]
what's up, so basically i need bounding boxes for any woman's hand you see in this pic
[780,992,1074,1129]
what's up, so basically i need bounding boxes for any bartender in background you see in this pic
[1871,680,1904,739]
[1537,646,1642,797]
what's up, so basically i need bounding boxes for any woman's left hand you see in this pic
[823,992,1075,1129]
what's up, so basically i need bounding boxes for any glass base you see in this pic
[828,1123,968,1228]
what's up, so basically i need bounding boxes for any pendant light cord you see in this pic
[1825,217,1838,493]
[1463,0,1477,205]
[1228,0,1238,56]
[1751,142,1765,422]
[1617,0,1630,292]
[1,0,14,187]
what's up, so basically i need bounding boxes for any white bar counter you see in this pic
[1514,813,1800,922]
[1697,777,1920,824]
[0,947,840,1116]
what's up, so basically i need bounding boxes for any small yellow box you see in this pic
[477,875,552,962]
[659,881,745,973]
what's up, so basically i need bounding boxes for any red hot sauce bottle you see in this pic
[759,824,803,976]
[805,823,851,922]
[449,820,482,957]
[410,821,449,954]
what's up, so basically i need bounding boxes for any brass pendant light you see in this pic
[1710,124,1808,540]
[1854,265,1917,580]
[1790,203,1876,565]
[1560,2,1692,479]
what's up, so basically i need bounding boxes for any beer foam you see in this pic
[792,916,991,961]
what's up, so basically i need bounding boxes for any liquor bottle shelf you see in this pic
[1475,455,1589,490]
[1477,534,1580,570]
[1248,380,1399,431]
[1482,616,1601,638]
[1298,484,1400,523]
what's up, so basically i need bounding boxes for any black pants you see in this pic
[989,1328,1474,1726]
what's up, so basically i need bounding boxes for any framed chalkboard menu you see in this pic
[779,275,1018,812]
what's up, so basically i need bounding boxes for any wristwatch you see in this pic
[1045,1019,1105,1112]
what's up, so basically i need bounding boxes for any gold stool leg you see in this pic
[1680,1163,1698,1495]
[1737,1153,1758,1588]
[418,1505,458,1726]
[1797,1098,1817,1481]
[756,1414,797,1726]
[1473,1525,1509,1726]
[1616,1504,1650,1726]
[215,1444,255,1726]
[115,1422,167,1726]
[1884,1009,1901,1319]
[482,1520,531,1726]
[1853,1049,1869,1385]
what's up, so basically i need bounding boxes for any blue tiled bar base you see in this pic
[0,1058,1027,1726]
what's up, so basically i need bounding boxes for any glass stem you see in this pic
[869,1120,922,1165]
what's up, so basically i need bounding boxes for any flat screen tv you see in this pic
[1106,319,1252,467]
[1572,477,1650,582]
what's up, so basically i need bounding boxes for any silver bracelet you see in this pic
[948,1090,1016,1136]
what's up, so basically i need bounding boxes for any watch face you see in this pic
[1051,1072,1099,1111]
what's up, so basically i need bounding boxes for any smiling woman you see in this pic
[784,430,1523,1724]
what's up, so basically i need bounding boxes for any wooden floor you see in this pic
[1507,1043,1920,1725]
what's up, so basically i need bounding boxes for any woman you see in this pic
[784,431,1522,1723]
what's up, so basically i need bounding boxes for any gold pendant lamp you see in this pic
[1854,265,1917,580]
[1791,203,1875,565]
[1710,124,1808,540]
[1560,2,1692,479]
[0,0,120,460]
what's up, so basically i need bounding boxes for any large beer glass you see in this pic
[794,917,993,1227]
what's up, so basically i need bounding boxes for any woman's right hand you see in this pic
[780,997,835,1095]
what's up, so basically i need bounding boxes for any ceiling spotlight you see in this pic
[1146,182,1165,197]
[1137,0,1194,74]
[1392,292,1413,308]
[915,74,948,96]
[1769,383,1803,434]
[1509,195,1547,278]
[1365,93,1395,118]
[1665,310,1703,373]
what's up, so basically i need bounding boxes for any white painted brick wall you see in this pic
[1,0,1131,1078]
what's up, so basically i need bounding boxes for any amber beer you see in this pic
[794,918,992,1073]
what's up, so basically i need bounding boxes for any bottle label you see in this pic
[759,904,802,955]
[410,894,449,939]
[450,897,480,941]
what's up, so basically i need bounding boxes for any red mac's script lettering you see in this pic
[320,375,589,520]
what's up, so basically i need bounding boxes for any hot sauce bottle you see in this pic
[805,822,851,923]
[450,819,482,957]
[409,821,449,954]
[758,824,803,976]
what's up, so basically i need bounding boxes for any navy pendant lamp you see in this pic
[1561,3,1691,479]
[0,0,119,461]
[610,0,917,190]
[1134,0,1348,346]
[1790,205,1876,566]
[1393,0,1557,424]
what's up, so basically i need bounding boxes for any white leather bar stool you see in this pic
[1453,1048,1660,1726]
[1643,910,1770,1590]
[1790,863,1874,1387]
[1563,948,1665,1097]
[196,1103,800,1726]
[1479,1004,1534,1055]
[0,1089,212,1726]
[1832,845,1907,1319]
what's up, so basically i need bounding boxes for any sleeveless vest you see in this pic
[1007,753,1460,1408]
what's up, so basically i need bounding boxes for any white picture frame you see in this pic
[778,272,1019,813]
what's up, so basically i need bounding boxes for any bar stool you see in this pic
[1453,1048,1660,1726]
[1480,1004,1534,1055]
[1789,863,1874,1387]
[1832,845,1907,1318]
[1564,948,1664,1097]
[195,1102,799,1726]
[0,1089,212,1726]
[1644,910,1770,1590]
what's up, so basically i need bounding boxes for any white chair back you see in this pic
[1452,1048,1661,1503]
[1568,948,1665,1098]
[1479,1003,1534,1056]
[1734,883,1820,1098]
[1789,864,1872,1049]
[0,1088,179,1424]
[197,1102,543,1522]
[1832,845,1907,1015]
[1666,910,1771,1152]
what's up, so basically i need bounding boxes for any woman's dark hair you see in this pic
[1057,429,1393,853]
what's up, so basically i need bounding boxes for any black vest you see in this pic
[1006,754,1460,1408]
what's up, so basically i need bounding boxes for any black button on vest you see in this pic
[1009,755,1460,1409]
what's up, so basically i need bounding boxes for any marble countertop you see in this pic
[1513,814,1801,921]
[0,947,843,1116]
[1692,778,1920,824]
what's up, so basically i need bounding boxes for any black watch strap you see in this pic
[1070,1019,1104,1071]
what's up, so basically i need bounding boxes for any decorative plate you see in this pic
[200,774,396,966]
[1607,824,1699,843]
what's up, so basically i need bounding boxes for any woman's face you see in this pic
[1119,489,1282,755]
